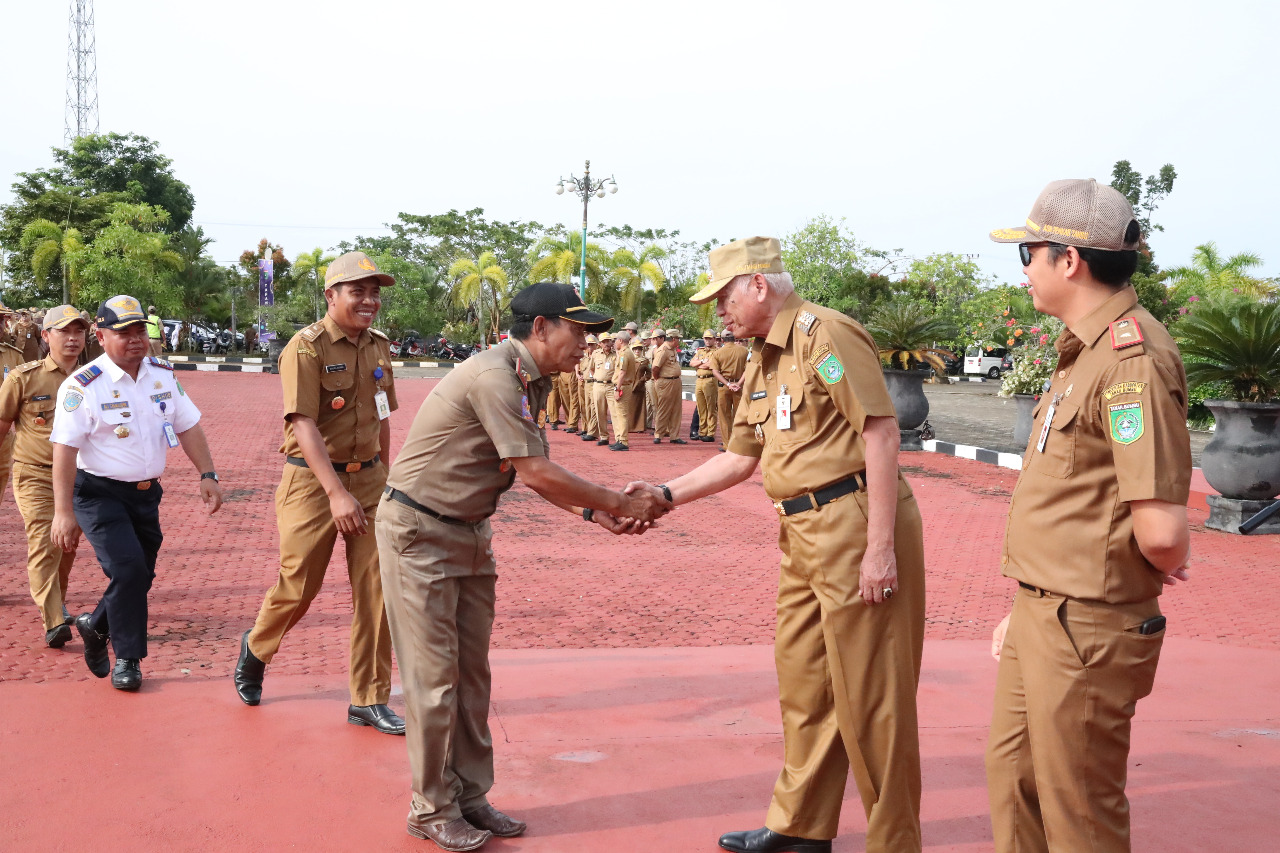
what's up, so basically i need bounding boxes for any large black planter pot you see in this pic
[883,369,930,451]
[1012,394,1036,450]
[268,337,289,375]
[1202,400,1280,500]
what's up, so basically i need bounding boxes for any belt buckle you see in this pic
[773,500,786,517]
[137,480,151,491]
[344,462,362,473]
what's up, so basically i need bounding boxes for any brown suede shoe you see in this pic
[408,817,491,851]
[462,804,527,838]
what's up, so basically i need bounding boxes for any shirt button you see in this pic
[766,373,772,380]
[1057,370,1066,378]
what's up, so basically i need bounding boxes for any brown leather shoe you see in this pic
[462,804,527,838]
[407,817,491,851]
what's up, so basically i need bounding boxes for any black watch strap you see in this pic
[659,484,673,503]
[582,507,594,522]
[200,471,219,482]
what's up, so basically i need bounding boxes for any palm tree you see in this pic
[1167,242,1274,299]
[865,300,959,372]
[529,231,609,300]
[447,251,509,346]
[19,219,84,302]
[293,247,338,322]
[608,244,668,321]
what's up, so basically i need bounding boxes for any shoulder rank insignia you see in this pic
[15,360,41,374]
[147,356,173,370]
[74,365,102,387]
[299,322,324,342]
[1109,317,1144,350]
[513,356,530,390]
[796,311,818,336]
[370,328,388,340]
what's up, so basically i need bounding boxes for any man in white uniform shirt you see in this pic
[50,295,223,691]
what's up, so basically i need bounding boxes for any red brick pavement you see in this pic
[1,373,1275,684]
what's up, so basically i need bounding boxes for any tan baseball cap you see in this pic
[665,328,681,339]
[702,328,715,338]
[324,251,396,289]
[598,331,613,341]
[990,179,1140,251]
[585,334,599,344]
[43,304,90,330]
[624,321,638,331]
[690,236,785,304]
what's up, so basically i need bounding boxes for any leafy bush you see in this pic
[1178,298,1280,403]
[865,300,957,372]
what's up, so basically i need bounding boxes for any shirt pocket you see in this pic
[320,369,354,407]
[1035,399,1079,479]
[745,397,769,446]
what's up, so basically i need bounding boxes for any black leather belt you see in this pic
[287,454,380,474]
[697,372,713,378]
[384,487,477,526]
[1018,581,1057,597]
[773,472,867,517]
[82,471,159,491]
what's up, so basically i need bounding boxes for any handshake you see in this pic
[588,481,674,535]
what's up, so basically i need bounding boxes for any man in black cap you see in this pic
[49,295,223,691]
[375,282,671,851]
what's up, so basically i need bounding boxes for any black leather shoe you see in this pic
[653,437,661,444]
[671,438,688,444]
[233,630,265,706]
[407,817,490,851]
[718,827,832,853]
[597,439,610,446]
[111,658,142,691]
[565,428,578,434]
[45,623,72,648]
[348,703,406,735]
[74,613,110,678]
[462,804,526,838]
[550,423,559,430]
[580,434,596,441]
[609,443,629,451]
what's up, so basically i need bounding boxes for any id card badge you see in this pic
[374,390,391,421]
[1036,393,1063,453]
[162,422,180,448]
[776,387,792,431]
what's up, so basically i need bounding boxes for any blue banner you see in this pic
[258,256,274,306]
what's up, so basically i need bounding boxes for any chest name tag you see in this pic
[1036,393,1062,453]
[776,392,792,430]
[750,390,767,401]
[102,401,129,411]
[31,394,52,402]
[374,390,391,421]
[325,363,347,373]
[163,422,180,448]
[150,392,172,403]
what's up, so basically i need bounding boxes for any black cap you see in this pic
[96,295,148,331]
[509,282,613,333]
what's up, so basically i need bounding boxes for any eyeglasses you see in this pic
[1018,242,1064,266]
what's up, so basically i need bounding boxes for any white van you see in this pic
[964,345,1009,378]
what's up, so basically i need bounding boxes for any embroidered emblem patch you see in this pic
[1103,381,1147,400]
[1108,402,1145,445]
[176,381,186,397]
[816,353,845,384]
[807,343,832,367]
[520,394,533,421]
[64,392,83,412]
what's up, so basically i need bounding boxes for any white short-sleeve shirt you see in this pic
[50,354,202,481]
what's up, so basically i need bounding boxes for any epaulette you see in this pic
[1108,317,1145,357]
[147,356,173,370]
[370,328,388,340]
[14,360,42,374]
[299,322,324,342]
[796,310,820,336]
[74,365,102,387]
[0,342,22,353]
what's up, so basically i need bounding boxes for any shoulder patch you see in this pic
[1108,401,1145,444]
[1109,317,1145,350]
[815,352,845,384]
[1102,381,1147,400]
[74,365,103,387]
[297,343,318,358]
[147,356,173,370]
[299,322,324,342]
[807,343,832,368]
[370,328,388,340]
[796,311,820,336]
[15,360,42,374]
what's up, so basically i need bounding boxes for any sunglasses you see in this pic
[1018,242,1064,266]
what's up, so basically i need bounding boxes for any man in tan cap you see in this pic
[234,251,403,735]
[628,335,649,433]
[607,328,638,451]
[629,236,928,853]
[644,330,661,431]
[0,305,89,646]
[13,310,41,362]
[651,329,686,444]
[709,329,748,451]
[984,179,1192,853]
[576,335,597,438]
[689,329,719,442]
[589,332,616,446]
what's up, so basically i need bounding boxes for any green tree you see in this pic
[780,215,894,318]
[69,202,183,309]
[607,244,668,321]
[1109,160,1176,238]
[292,247,338,322]
[1167,242,1274,300]
[447,251,510,346]
[529,231,609,300]
[19,219,84,303]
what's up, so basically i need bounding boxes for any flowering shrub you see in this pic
[999,316,1064,397]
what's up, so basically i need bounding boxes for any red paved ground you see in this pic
[1,372,1276,685]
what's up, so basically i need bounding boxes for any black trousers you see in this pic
[74,471,164,659]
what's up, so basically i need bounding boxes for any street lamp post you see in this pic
[555,160,617,300]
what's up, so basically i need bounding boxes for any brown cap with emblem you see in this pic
[690,236,786,304]
[96,295,148,330]
[509,282,613,333]
[42,304,91,331]
[324,251,396,289]
[990,179,1140,251]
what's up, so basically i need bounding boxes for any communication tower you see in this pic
[64,0,99,145]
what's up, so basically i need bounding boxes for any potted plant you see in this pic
[865,301,957,450]
[1178,298,1280,532]
[998,318,1063,448]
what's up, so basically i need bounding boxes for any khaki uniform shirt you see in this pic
[387,338,551,522]
[591,349,614,385]
[652,344,682,379]
[0,343,26,381]
[577,351,593,382]
[693,346,715,378]
[13,322,40,363]
[279,314,397,462]
[1003,287,1191,604]
[709,342,748,383]
[611,345,637,389]
[0,356,74,465]
[727,292,897,501]
[632,349,650,385]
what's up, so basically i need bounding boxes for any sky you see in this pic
[2,0,1278,288]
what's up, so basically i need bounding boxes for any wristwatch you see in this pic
[582,507,594,522]
[200,471,219,482]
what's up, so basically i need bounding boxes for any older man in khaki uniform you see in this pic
[652,329,686,444]
[376,282,669,851]
[628,336,650,433]
[559,361,581,434]
[985,180,1193,853]
[234,251,402,735]
[644,330,661,431]
[0,305,88,646]
[589,332,616,446]
[632,237,927,853]
[608,329,638,450]
[709,329,748,450]
[690,329,719,442]
[577,335,598,440]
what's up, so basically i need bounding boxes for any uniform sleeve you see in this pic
[280,338,320,421]
[1097,354,1192,504]
[804,320,895,431]
[379,338,398,413]
[50,377,93,448]
[0,372,22,423]
[169,375,202,433]
[468,369,548,459]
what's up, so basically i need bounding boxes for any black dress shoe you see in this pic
[348,703,406,735]
[609,443,629,451]
[74,613,110,678]
[111,658,142,691]
[718,827,832,853]
[233,630,265,706]
[597,438,610,446]
[45,623,72,648]
[565,428,579,434]
[671,438,688,444]
[462,804,526,838]
[580,434,596,441]
[550,423,559,430]
[653,437,661,444]
[407,817,490,851]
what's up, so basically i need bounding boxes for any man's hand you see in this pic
[51,510,81,553]
[991,612,1012,661]
[200,479,224,514]
[1163,565,1191,586]
[616,387,623,400]
[329,489,368,536]
[593,510,650,535]
[620,481,672,522]
[859,543,898,605]
[730,381,742,392]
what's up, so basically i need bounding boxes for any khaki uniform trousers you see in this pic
[627,382,646,433]
[717,385,742,448]
[376,498,497,828]
[0,431,13,497]
[582,381,599,436]
[654,377,682,438]
[591,383,612,440]
[13,460,76,631]
[608,386,633,446]
[985,587,1163,853]
[767,483,925,851]
[695,376,717,438]
[148,339,163,357]
[546,378,562,424]
[644,379,657,430]
[249,462,393,706]
[560,373,580,429]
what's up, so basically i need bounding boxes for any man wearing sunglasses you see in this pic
[986,179,1192,853]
